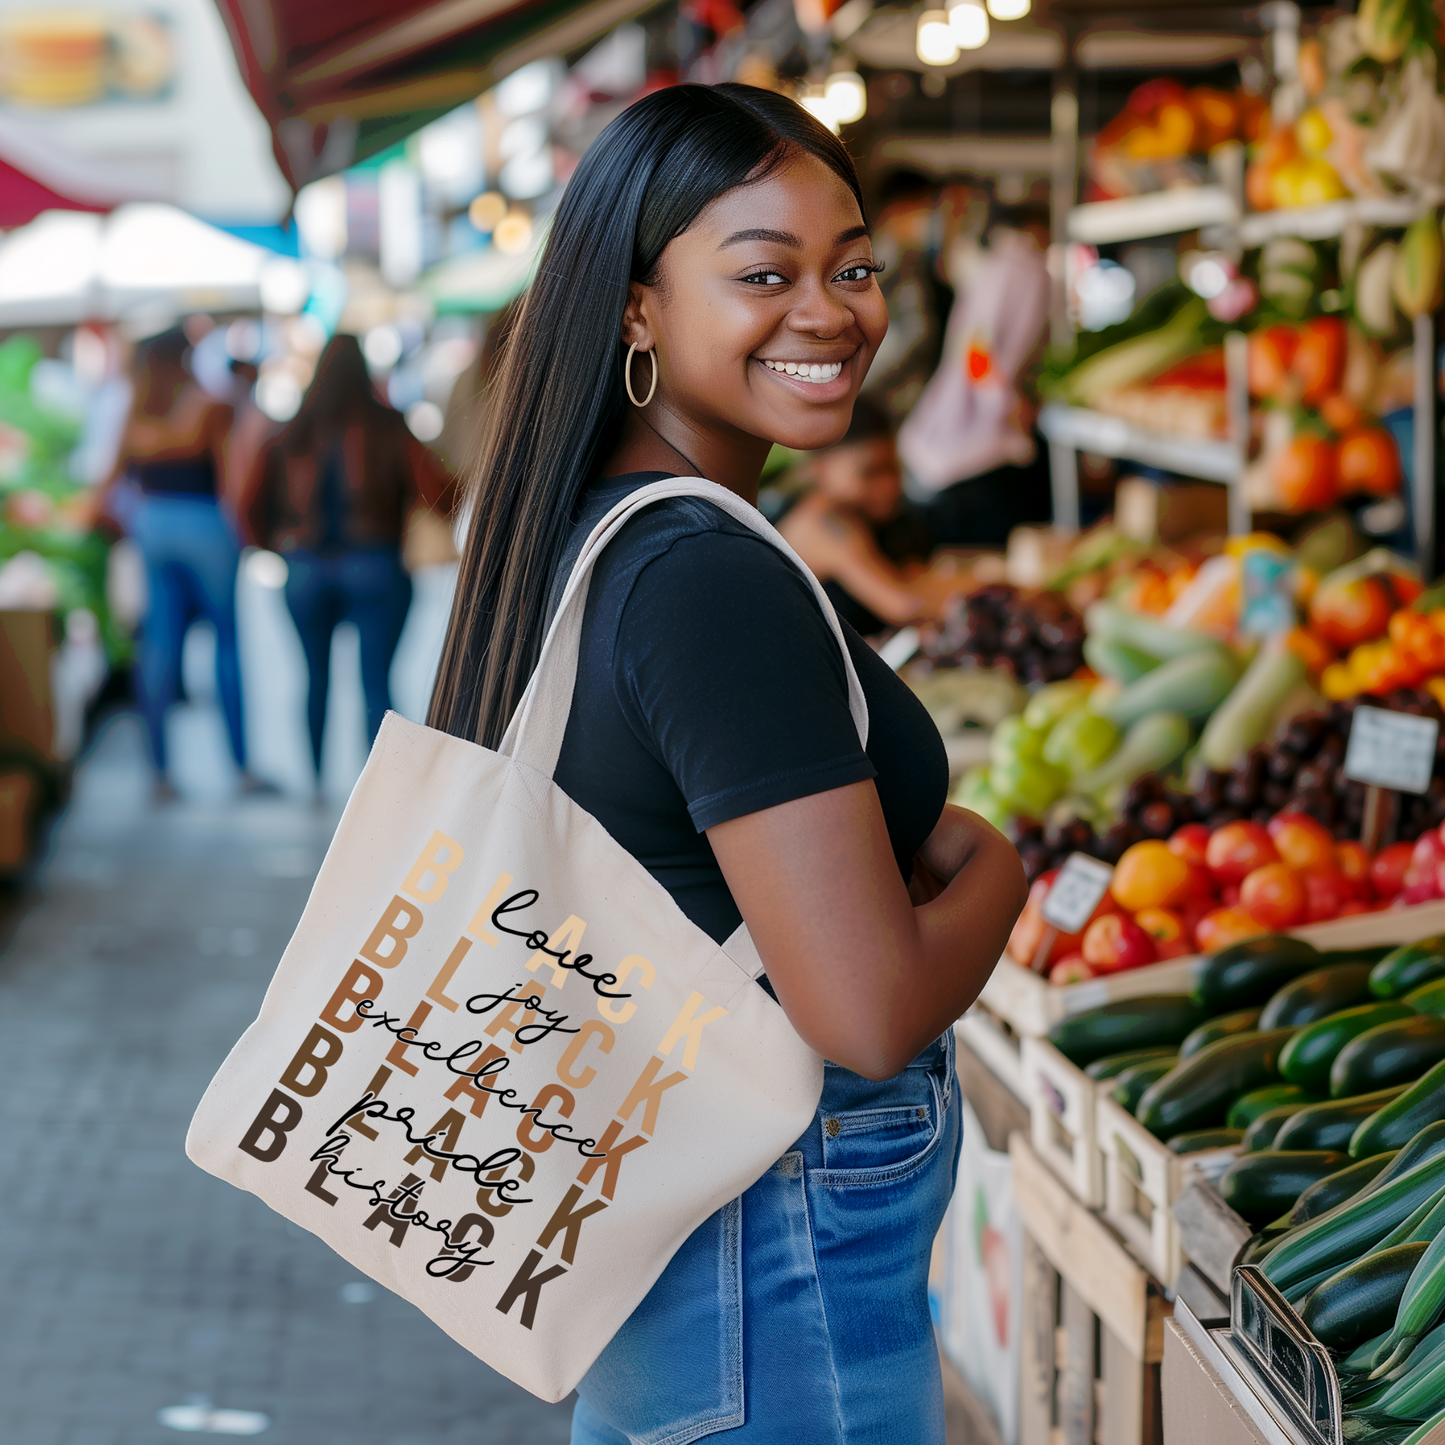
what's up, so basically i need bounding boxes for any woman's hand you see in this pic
[708,788,1026,1080]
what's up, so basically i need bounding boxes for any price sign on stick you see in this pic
[1343,705,1440,852]
[1029,853,1116,975]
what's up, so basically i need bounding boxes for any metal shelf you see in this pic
[1236,193,1437,246]
[1038,402,1239,483]
[1067,185,1239,245]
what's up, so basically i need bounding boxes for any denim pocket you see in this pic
[811,1067,948,1190]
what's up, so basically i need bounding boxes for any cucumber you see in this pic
[1261,964,1375,1030]
[1228,1084,1320,1131]
[1169,1128,1244,1154]
[1082,599,1219,662]
[1263,1152,1445,1292]
[1192,936,1324,1013]
[1301,1243,1431,1350]
[1324,947,1400,968]
[1221,1150,1349,1224]
[1281,1002,1417,1093]
[1085,1046,1179,1080]
[1112,1057,1179,1113]
[1245,1104,1313,1152]
[1408,978,1445,1017]
[1136,1029,1295,1138]
[1354,1076,1445,1160]
[1179,1008,1264,1060]
[1198,640,1306,772]
[1082,635,1159,685]
[1332,1016,1445,1098]
[1094,646,1241,728]
[1277,1089,1409,1153]
[1372,938,1445,1000]
[1288,1153,1399,1225]
[1072,711,1191,796]
[1047,995,1209,1067]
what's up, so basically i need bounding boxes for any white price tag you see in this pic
[1040,853,1115,934]
[1343,705,1440,795]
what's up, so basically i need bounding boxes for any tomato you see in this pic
[1337,427,1402,497]
[1112,840,1192,912]
[1195,906,1269,953]
[1220,880,1243,908]
[1267,813,1337,873]
[1190,88,1239,149]
[1293,317,1347,403]
[1301,869,1351,923]
[1310,575,1396,649]
[1009,868,1116,967]
[1082,913,1158,973]
[1276,435,1338,512]
[1206,821,1280,882]
[1248,324,1299,399]
[1049,954,1095,985]
[1334,840,1374,899]
[1126,77,1188,115]
[1369,841,1414,899]
[1179,894,1214,947]
[1167,822,1212,866]
[1240,863,1307,929]
[1135,907,1193,959]
[1320,394,1365,433]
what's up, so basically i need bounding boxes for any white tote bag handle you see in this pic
[498,477,869,779]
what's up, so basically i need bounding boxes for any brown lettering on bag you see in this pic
[443,1044,506,1118]
[465,871,515,946]
[238,1088,303,1163]
[556,1019,615,1089]
[304,1162,339,1205]
[476,1151,534,1219]
[495,1249,567,1330]
[658,991,728,1071]
[425,936,472,1012]
[616,1055,688,1137]
[516,1084,575,1154]
[384,1001,433,1076]
[320,959,384,1033]
[344,1065,392,1139]
[359,895,424,969]
[526,915,587,988]
[575,1119,648,1201]
[438,1213,495,1283]
[279,1023,344,1098]
[403,1108,466,1182]
[363,1172,423,1247]
[484,983,548,1054]
[399,830,464,905]
[536,1184,608,1266]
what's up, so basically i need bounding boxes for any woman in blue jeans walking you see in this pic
[427,86,1025,1442]
[243,336,457,782]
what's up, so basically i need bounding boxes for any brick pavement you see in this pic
[0,715,575,1445]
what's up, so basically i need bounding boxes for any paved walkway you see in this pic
[0,713,575,1445]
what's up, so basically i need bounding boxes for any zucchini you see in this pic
[1263,1152,1445,1292]
[1261,964,1375,1030]
[1332,1016,1445,1098]
[1244,1104,1311,1152]
[1222,1150,1349,1225]
[1082,597,1218,662]
[1359,1123,1445,1187]
[1180,1008,1264,1059]
[1082,636,1158,685]
[1372,938,1445,1000]
[1277,1089,1408,1153]
[1402,1407,1445,1444]
[1094,646,1241,729]
[1112,1057,1179,1114]
[1085,1046,1178,1080]
[1367,1185,1445,1257]
[1228,1084,1320,1131]
[1169,1128,1244,1154]
[1302,1243,1430,1350]
[1136,1029,1295,1138]
[1192,935,1324,1013]
[1325,947,1401,968]
[1407,978,1445,1017]
[1198,639,1306,772]
[1048,995,1209,1067]
[1354,1076,1445,1160]
[1373,1202,1445,1377]
[1288,1153,1399,1225]
[1280,1002,1416,1093]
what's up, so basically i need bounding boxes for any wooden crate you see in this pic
[1013,1133,1169,1445]
[1021,1035,1102,1207]
[1097,1096,1189,1287]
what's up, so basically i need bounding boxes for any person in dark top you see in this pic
[777,396,967,635]
[243,334,457,783]
[115,327,255,798]
[428,85,1025,1444]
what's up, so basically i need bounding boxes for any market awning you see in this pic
[213,0,664,192]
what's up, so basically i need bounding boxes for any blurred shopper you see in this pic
[115,327,254,798]
[777,397,966,634]
[243,334,457,781]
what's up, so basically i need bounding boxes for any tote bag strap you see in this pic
[498,477,869,779]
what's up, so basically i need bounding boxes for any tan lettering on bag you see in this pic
[525,915,587,988]
[658,991,728,1071]
[399,831,464,904]
[320,959,384,1032]
[597,955,654,1025]
[615,1055,688,1137]
[556,1019,614,1089]
[359,895,424,969]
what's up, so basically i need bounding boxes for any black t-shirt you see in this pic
[550,474,949,944]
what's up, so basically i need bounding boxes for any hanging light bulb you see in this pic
[948,0,990,48]
[825,71,867,125]
[987,0,1030,17]
[916,10,959,65]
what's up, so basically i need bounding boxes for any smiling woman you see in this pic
[429,84,1025,1445]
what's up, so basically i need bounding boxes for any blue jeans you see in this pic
[131,494,245,774]
[571,1033,960,1445]
[282,546,412,772]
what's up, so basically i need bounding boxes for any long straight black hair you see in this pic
[428,83,865,748]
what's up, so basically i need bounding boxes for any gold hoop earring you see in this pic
[624,343,658,408]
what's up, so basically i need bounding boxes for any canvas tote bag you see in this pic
[186,478,869,1402]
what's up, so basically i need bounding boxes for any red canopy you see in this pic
[213,0,661,191]
[0,155,106,229]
